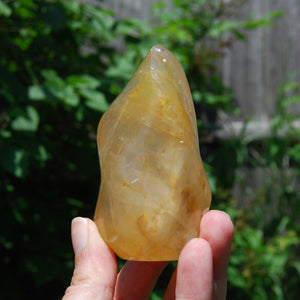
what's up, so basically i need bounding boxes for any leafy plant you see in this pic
[0,1,117,298]
[225,76,300,299]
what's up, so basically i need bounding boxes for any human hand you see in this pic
[62,210,234,300]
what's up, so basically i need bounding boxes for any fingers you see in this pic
[200,210,234,300]
[114,261,167,300]
[164,210,234,300]
[164,238,213,300]
[62,217,118,300]
[62,211,233,300]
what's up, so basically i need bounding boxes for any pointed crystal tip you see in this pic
[151,45,165,52]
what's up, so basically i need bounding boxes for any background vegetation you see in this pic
[0,0,299,299]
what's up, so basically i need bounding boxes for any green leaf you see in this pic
[61,0,80,14]
[75,106,84,122]
[28,85,46,101]
[62,86,80,106]
[37,144,49,162]
[268,10,284,19]
[292,261,300,276]
[192,91,202,103]
[66,198,84,208]
[0,130,12,138]
[228,266,248,288]
[232,29,247,41]
[107,51,136,80]
[116,18,152,37]
[42,69,63,85]
[281,81,299,94]
[0,0,12,17]
[244,11,283,29]
[0,147,28,178]
[203,163,217,193]
[246,228,263,249]
[67,75,100,89]
[80,89,109,112]
[83,4,114,40]
[13,0,36,18]
[13,207,25,224]
[288,143,300,163]
[208,20,243,38]
[42,70,79,106]
[244,19,271,29]
[11,106,39,132]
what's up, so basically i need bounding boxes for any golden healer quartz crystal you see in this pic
[94,45,211,261]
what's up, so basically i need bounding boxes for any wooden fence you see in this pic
[104,0,300,132]
[221,0,300,120]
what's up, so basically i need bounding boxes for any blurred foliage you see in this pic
[0,0,298,299]
[223,77,300,300]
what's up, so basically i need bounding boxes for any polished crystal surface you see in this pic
[94,45,211,261]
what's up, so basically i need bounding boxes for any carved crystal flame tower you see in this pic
[94,45,211,261]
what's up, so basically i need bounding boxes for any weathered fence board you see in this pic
[221,0,300,120]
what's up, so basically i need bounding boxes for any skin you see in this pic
[62,210,234,300]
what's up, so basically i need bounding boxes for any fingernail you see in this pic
[71,217,88,256]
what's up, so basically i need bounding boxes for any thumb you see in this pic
[62,217,117,300]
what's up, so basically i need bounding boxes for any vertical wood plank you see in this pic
[221,0,300,119]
